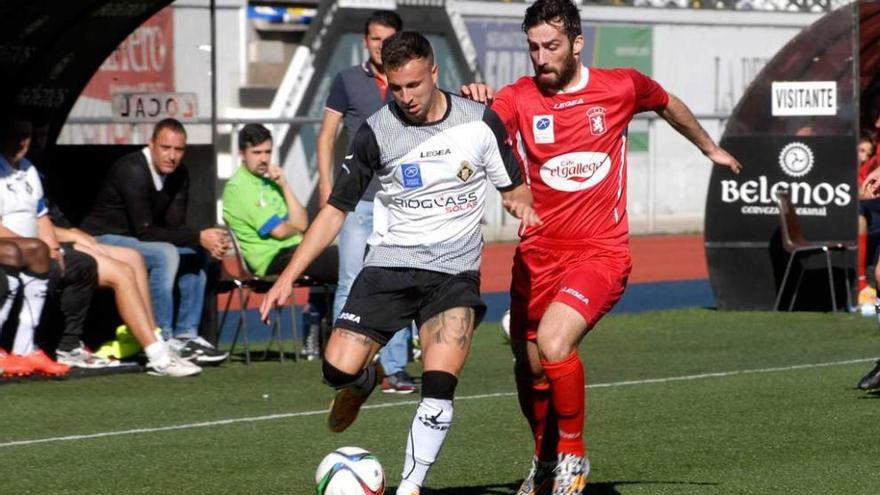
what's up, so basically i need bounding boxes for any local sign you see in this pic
[111,92,197,122]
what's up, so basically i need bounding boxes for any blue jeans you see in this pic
[97,234,208,340]
[333,200,411,375]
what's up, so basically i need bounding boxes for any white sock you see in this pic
[398,397,454,493]
[145,341,171,367]
[0,274,20,327]
[12,272,48,355]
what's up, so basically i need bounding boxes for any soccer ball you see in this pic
[500,309,511,341]
[315,447,385,495]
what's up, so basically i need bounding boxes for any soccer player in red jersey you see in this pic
[463,1,742,493]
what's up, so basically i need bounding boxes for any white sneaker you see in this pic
[146,352,202,377]
[166,338,185,353]
[57,344,119,369]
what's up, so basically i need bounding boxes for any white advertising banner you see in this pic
[771,81,837,116]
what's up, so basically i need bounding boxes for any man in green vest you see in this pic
[222,124,337,357]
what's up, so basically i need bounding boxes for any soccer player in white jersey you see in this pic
[260,31,540,494]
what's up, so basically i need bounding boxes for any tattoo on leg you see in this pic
[425,308,475,349]
[334,328,372,346]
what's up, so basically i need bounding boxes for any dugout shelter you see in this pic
[0,0,215,227]
[704,0,880,311]
[0,0,220,342]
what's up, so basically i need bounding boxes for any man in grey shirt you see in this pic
[315,10,416,393]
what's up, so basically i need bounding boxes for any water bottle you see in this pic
[301,304,321,360]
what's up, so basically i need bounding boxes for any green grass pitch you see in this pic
[2,309,879,494]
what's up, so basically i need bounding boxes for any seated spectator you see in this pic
[222,124,338,358]
[79,118,229,364]
[0,118,70,377]
[17,114,199,377]
[1,116,199,379]
[857,133,879,312]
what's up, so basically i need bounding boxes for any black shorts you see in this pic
[334,267,487,346]
[859,198,880,224]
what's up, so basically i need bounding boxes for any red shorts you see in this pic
[510,237,631,341]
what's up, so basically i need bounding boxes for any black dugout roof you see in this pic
[723,0,880,138]
[0,0,173,141]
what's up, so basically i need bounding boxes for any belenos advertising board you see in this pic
[704,2,862,310]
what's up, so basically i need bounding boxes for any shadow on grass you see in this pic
[226,349,301,363]
[388,480,719,494]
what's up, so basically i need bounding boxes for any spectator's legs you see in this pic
[100,244,157,328]
[73,244,158,348]
[8,239,50,355]
[96,235,178,339]
[0,242,24,327]
[382,326,410,374]
[332,200,373,321]
[173,247,209,339]
[301,246,340,284]
[71,244,200,376]
[0,242,24,267]
[54,250,98,352]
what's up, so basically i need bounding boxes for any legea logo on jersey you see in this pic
[401,162,423,188]
[540,152,611,192]
[533,115,554,144]
[587,107,607,136]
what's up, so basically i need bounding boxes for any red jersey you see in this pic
[859,155,879,186]
[492,67,669,248]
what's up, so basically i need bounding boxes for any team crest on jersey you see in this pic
[457,161,475,182]
[401,162,423,188]
[587,107,607,136]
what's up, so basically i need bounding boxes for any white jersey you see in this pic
[328,92,522,274]
[0,156,48,238]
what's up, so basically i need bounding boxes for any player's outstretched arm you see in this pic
[460,82,495,104]
[259,205,347,323]
[501,184,542,228]
[657,93,742,175]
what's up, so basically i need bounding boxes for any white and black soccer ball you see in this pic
[315,447,385,495]
[500,309,511,341]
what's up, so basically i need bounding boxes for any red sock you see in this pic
[515,378,558,461]
[541,352,585,456]
[859,233,868,291]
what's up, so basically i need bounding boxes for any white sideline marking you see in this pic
[1,357,875,449]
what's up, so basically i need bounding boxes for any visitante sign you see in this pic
[771,81,837,116]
